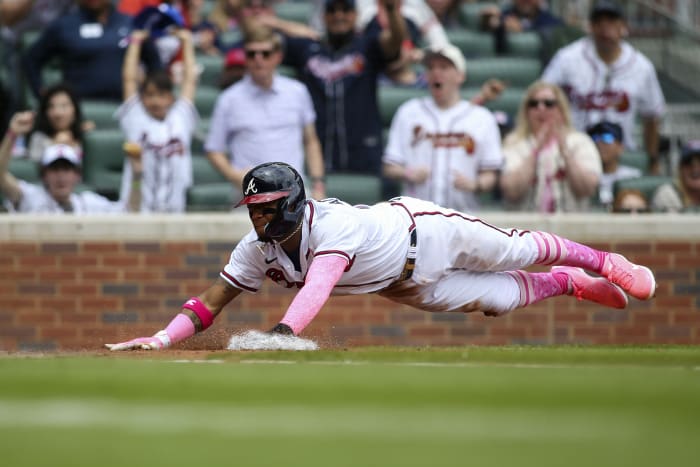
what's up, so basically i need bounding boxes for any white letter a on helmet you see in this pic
[245,179,258,195]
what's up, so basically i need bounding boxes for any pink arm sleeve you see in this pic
[279,254,347,335]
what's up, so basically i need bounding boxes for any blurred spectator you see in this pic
[219,47,247,89]
[425,0,462,30]
[500,81,602,213]
[587,120,641,208]
[0,0,74,114]
[542,0,665,174]
[0,111,133,213]
[281,0,406,174]
[23,0,162,101]
[181,0,222,55]
[131,3,187,70]
[383,44,503,212]
[117,0,162,16]
[208,0,243,47]
[612,188,649,214]
[480,0,563,55]
[26,84,87,163]
[651,141,700,213]
[205,27,326,201]
[117,28,198,213]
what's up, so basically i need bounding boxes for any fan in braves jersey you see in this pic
[383,43,503,212]
[107,161,657,351]
[116,28,198,213]
[541,0,665,174]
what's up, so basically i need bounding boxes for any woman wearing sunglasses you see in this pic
[500,81,602,213]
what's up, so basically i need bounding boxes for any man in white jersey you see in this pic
[383,43,502,212]
[542,0,665,174]
[205,27,326,201]
[0,111,127,213]
[107,162,658,351]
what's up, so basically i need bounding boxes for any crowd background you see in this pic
[0,0,699,214]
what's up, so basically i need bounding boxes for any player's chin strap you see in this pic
[151,297,216,348]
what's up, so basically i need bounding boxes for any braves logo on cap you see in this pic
[245,179,258,195]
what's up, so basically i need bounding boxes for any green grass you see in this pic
[1,346,699,467]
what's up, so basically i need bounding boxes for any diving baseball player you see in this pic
[106,162,657,350]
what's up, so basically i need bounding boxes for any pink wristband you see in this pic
[182,297,215,330]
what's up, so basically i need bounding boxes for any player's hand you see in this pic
[268,323,294,335]
[8,111,35,136]
[105,331,169,351]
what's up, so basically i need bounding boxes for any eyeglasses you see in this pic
[591,133,617,144]
[244,48,276,59]
[527,98,557,109]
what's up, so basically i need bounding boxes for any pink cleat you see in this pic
[600,253,657,300]
[552,266,628,309]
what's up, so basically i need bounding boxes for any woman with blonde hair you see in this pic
[500,80,602,212]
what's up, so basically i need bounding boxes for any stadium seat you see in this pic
[192,155,226,184]
[620,150,649,173]
[82,100,120,130]
[326,173,383,206]
[187,182,234,211]
[458,2,494,30]
[82,128,126,200]
[197,53,224,88]
[378,86,428,127]
[446,29,494,58]
[194,85,220,120]
[274,2,314,24]
[613,175,673,201]
[463,86,524,117]
[8,158,39,183]
[505,32,541,59]
[464,57,541,88]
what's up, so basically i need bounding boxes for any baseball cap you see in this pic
[41,144,81,168]
[132,4,185,38]
[681,140,700,164]
[324,0,356,12]
[422,43,467,74]
[589,0,624,21]
[587,121,624,143]
[225,48,246,68]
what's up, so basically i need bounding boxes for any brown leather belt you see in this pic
[397,228,417,282]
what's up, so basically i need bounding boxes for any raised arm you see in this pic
[378,0,407,60]
[122,30,150,101]
[173,29,198,103]
[0,111,34,205]
[105,278,242,350]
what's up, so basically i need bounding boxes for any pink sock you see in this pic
[531,231,606,273]
[164,313,196,344]
[507,270,569,307]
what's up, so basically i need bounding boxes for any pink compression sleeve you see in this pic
[164,313,196,344]
[279,255,348,335]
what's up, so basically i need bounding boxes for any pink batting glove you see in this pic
[105,331,170,351]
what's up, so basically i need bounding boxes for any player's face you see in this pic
[324,2,357,36]
[244,41,282,85]
[141,83,175,121]
[680,155,700,194]
[46,91,76,132]
[43,163,81,204]
[425,56,464,102]
[590,16,625,52]
[526,87,561,132]
[248,200,279,240]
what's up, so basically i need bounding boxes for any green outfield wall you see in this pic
[1,212,698,351]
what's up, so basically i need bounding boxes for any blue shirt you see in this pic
[283,33,393,174]
[23,6,161,101]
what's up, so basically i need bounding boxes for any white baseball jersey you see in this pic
[117,95,198,213]
[5,180,124,213]
[204,74,316,176]
[383,98,504,212]
[542,37,665,150]
[221,197,540,314]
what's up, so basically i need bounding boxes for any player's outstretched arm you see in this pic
[105,278,242,350]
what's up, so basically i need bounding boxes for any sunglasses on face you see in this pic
[245,48,275,59]
[592,133,617,144]
[527,98,557,109]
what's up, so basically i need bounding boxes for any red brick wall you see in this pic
[1,240,698,351]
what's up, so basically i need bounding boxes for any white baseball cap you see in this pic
[423,43,467,74]
[41,144,81,168]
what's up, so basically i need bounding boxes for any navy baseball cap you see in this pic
[324,0,356,11]
[132,4,185,37]
[681,140,700,164]
[590,0,624,21]
[587,121,624,144]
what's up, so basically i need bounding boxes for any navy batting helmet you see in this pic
[236,162,306,242]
